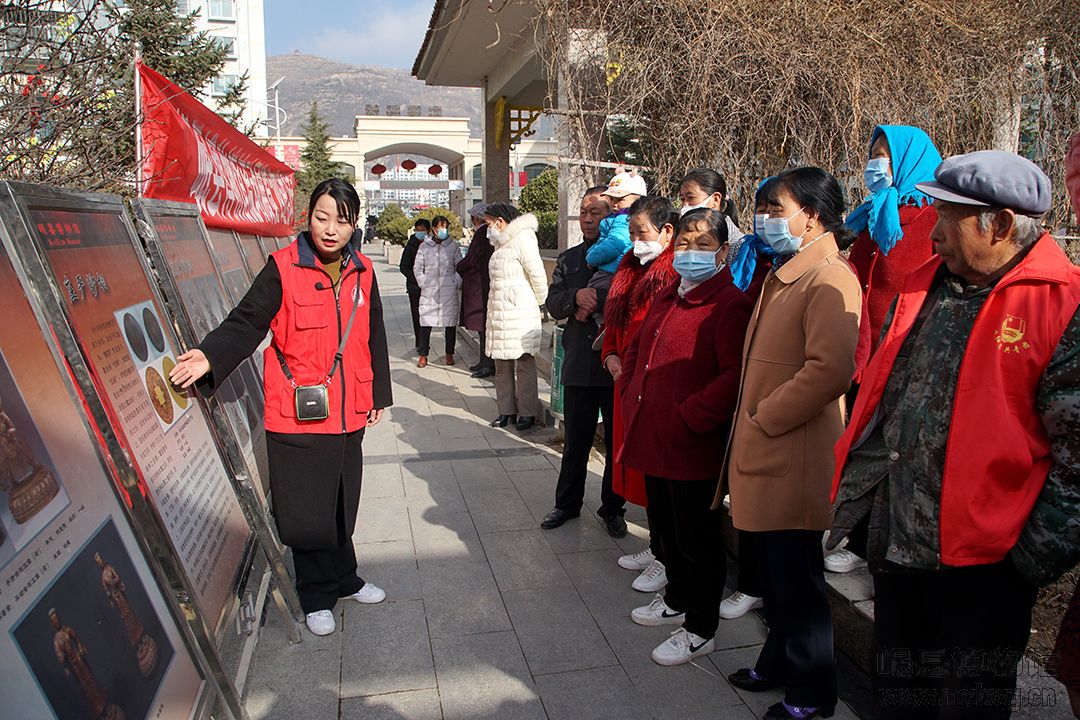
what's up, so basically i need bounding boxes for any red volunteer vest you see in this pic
[832,235,1080,566]
[263,239,376,434]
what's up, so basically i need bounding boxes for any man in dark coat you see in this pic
[457,203,496,378]
[398,218,431,354]
[541,186,627,537]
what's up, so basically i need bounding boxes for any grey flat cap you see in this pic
[468,202,488,219]
[915,150,1051,217]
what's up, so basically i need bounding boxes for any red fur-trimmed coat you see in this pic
[602,247,677,505]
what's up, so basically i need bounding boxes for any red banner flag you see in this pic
[138,61,295,236]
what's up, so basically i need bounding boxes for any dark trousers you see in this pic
[872,559,1038,720]
[751,529,838,709]
[736,529,762,597]
[554,384,625,518]
[291,470,366,613]
[293,542,366,613]
[408,290,422,351]
[645,474,726,639]
[476,330,494,368]
[418,325,457,356]
[647,503,664,564]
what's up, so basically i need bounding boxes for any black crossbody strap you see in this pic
[273,265,363,387]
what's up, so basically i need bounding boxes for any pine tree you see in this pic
[116,0,229,97]
[294,101,349,229]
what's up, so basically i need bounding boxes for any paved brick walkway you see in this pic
[242,252,864,720]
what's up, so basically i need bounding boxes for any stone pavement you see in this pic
[242,251,867,720]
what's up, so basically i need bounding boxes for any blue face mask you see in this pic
[864,157,892,194]
[762,207,806,255]
[753,213,768,238]
[415,230,428,241]
[436,228,449,241]
[673,248,722,284]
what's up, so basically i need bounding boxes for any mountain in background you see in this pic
[267,53,483,137]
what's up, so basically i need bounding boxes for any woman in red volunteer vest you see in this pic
[170,179,393,637]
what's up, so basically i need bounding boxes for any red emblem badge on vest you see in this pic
[994,314,1030,353]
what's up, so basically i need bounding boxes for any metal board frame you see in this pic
[0,181,250,720]
[131,199,302,644]
[234,232,266,280]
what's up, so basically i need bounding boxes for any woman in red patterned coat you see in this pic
[600,197,678,593]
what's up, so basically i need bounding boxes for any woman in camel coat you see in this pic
[718,167,862,720]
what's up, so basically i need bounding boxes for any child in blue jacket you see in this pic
[586,169,648,326]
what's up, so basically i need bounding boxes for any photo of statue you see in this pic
[12,520,175,720]
[97,552,158,677]
[0,351,69,567]
[49,609,126,720]
[0,393,60,524]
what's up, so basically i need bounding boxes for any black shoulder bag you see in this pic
[273,277,362,422]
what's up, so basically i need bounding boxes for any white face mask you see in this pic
[487,224,502,241]
[633,240,664,263]
[680,201,710,217]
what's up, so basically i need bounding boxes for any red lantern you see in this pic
[428,164,443,175]
[371,163,387,175]
[401,159,417,171]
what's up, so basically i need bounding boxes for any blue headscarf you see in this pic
[729,177,777,292]
[844,125,942,255]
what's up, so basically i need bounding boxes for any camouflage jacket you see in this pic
[831,265,1080,585]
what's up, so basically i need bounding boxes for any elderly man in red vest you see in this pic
[829,150,1080,719]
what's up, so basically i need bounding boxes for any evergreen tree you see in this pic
[519,168,559,249]
[294,101,349,229]
[518,167,558,213]
[115,0,229,97]
[376,204,410,245]
[218,72,253,131]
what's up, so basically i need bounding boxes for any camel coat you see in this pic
[713,235,862,532]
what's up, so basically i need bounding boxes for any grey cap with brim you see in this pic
[915,150,1051,217]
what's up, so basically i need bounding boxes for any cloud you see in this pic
[267,0,433,69]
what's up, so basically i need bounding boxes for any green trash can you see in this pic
[550,325,565,420]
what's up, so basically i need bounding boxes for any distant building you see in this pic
[267,111,556,219]
[180,0,268,136]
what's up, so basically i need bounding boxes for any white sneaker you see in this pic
[346,583,386,604]
[632,559,667,592]
[305,610,336,636]
[631,595,685,626]
[824,549,867,574]
[719,591,764,619]
[618,547,655,571]
[651,627,714,666]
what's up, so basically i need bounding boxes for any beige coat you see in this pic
[714,235,862,532]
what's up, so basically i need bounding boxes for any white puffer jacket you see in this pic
[486,213,549,360]
[415,237,462,327]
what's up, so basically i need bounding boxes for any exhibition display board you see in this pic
[0,182,250,719]
[204,229,271,382]
[131,201,269,500]
[235,233,267,280]
[130,200,302,641]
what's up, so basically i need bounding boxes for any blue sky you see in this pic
[264,0,433,69]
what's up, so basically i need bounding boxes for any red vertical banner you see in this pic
[138,62,295,236]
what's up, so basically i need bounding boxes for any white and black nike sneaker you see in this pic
[651,627,714,666]
[630,594,685,627]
